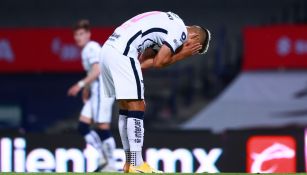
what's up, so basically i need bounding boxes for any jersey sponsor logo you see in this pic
[167,12,181,20]
[51,37,80,61]
[111,33,120,39]
[247,136,296,173]
[167,13,174,20]
[0,39,14,63]
[108,33,121,42]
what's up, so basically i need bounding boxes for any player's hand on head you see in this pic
[179,38,202,57]
[67,84,82,97]
[188,33,199,41]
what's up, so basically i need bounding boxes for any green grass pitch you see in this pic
[0,173,306,175]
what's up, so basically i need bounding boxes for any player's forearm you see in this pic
[153,52,185,68]
[141,58,154,69]
[170,51,187,64]
[78,64,100,88]
[82,71,99,85]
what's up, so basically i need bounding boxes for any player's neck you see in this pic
[81,40,91,48]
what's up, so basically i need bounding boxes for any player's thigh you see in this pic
[101,45,144,100]
[119,100,128,110]
[99,45,116,98]
[118,99,146,111]
[110,57,144,100]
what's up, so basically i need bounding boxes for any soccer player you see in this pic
[99,11,210,173]
[67,19,117,172]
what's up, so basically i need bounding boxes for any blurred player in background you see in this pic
[67,19,116,172]
[99,11,210,173]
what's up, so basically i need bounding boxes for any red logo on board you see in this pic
[247,136,296,173]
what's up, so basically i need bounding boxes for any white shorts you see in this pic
[81,80,115,123]
[99,44,144,100]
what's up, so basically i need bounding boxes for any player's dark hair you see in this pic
[73,19,91,31]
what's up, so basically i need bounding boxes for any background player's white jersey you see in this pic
[81,41,101,73]
[80,40,115,122]
[105,11,188,59]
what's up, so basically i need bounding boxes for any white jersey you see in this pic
[105,11,188,59]
[81,41,101,102]
[81,41,101,73]
[80,41,115,123]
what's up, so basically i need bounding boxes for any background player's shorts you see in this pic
[80,80,115,123]
[99,44,144,100]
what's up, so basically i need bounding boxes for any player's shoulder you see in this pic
[81,41,101,58]
[165,12,186,31]
[83,41,101,53]
[166,12,185,24]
